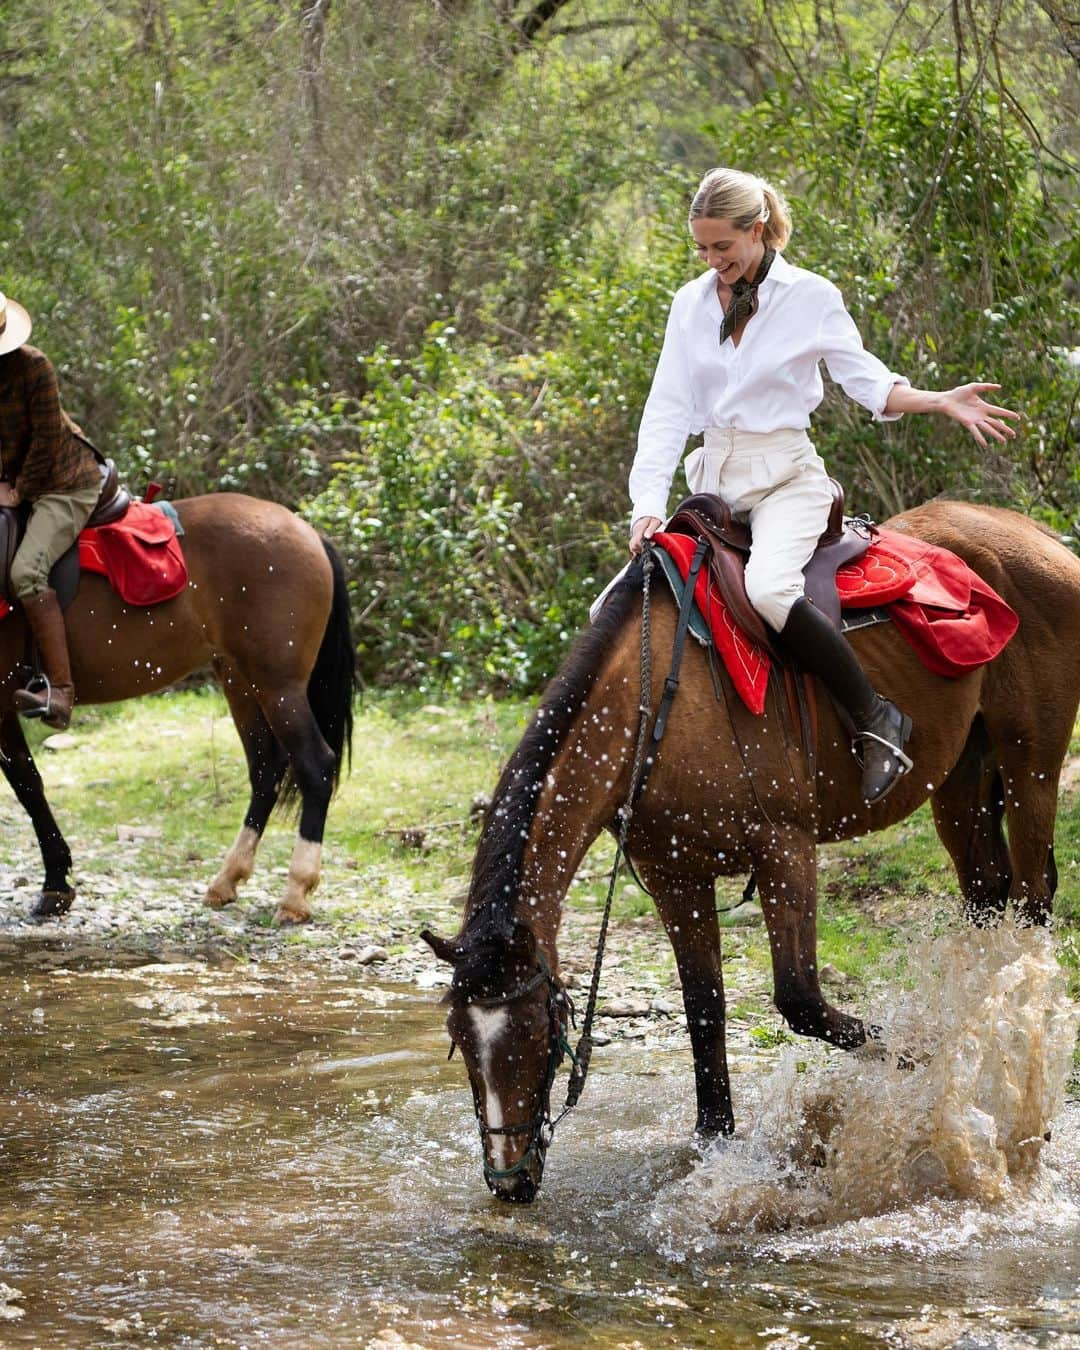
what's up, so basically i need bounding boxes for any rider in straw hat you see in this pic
[629,168,1020,802]
[0,294,105,730]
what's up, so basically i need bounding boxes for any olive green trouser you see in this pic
[10,484,103,599]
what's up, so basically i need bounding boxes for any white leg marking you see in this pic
[277,838,322,922]
[205,825,260,907]
[469,1006,510,1170]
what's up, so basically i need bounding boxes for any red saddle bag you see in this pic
[79,502,187,606]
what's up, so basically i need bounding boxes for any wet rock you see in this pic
[719,900,764,927]
[196,945,242,969]
[601,996,650,1018]
[0,1282,23,1322]
[416,967,451,989]
[356,945,389,965]
[100,1311,143,1337]
[116,824,163,842]
[42,732,77,751]
[368,1331,425,1350]
[650,997,676,1017]
[820,962,855,987]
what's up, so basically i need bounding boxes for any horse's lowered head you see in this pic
[422,916,573,1204]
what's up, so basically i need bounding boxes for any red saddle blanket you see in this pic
[0,502,187,620]
[654,525,1019,715]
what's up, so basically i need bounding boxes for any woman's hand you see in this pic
[0,483,19,508]
[938,383,1020,448]
[629,515,663,556]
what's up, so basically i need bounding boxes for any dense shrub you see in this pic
[2,6,1075,690]
[306,58,1079,689]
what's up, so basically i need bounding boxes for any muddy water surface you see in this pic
[0,930,1076,1347]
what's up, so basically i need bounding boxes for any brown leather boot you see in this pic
[13,589,75,730]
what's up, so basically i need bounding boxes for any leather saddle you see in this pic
[664,479,873,650]
[0,459,132,607]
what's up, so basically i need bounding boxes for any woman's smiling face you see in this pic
[690,216,765,284]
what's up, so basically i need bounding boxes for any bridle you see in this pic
[452,952,578,1184]
[446,543,703,1186]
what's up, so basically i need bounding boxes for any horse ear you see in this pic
[421,928,461,965]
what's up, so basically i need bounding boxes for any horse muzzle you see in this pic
[486,1156,543,1204]
[484,1134,546,1204]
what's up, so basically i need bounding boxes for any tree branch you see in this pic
[517,0,576,45]
[1034,0,1080,72]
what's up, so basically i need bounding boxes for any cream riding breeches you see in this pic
[684,427,834,631]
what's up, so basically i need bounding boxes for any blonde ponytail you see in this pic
[689,168,792,251]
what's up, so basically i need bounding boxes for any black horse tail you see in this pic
[279,537,357,807]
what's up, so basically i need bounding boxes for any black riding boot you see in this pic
[779,598,913,804]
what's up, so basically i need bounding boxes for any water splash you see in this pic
[653,926,1079,1243]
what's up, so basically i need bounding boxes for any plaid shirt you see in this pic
[0,345,101,501]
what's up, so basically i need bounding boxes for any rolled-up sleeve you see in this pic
[817,285,908,422]
[629,296,697,523]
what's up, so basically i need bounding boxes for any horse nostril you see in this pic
[505,1173,539,1204]
[488,1168,540,1205]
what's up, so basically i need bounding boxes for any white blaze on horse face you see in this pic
[469,1006,510,1169]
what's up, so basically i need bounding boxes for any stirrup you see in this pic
[851,728,914,775]
[852,706,914,804]
[14,673,54,720]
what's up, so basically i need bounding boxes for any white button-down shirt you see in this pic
[629,253,908,523]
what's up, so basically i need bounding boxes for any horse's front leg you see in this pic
[0,711,76,918]
[640,863,734,1138]
[756,829,865,1049]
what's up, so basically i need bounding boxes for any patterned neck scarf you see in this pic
[718,245,776,346]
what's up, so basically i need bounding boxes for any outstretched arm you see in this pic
[884,381,1020,448]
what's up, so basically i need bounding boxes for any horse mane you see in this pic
[450,559,645,992]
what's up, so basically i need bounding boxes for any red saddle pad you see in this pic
[654,532,771,713]
[653,527,1017,712]
[0,501,187,621]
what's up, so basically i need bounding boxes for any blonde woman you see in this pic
[629,168,1018,802]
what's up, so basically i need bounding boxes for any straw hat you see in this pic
[0,294,32,356]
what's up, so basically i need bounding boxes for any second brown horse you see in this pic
[0,493,356,925]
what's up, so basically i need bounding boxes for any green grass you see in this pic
[8,690,1078,1074]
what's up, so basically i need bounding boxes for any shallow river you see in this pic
[0,929,1076,1347]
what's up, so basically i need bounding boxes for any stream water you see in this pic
[0,928,1075,1347]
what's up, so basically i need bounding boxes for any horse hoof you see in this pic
[852,1037,888,1063]
[28,888,75,920]
[272,903,312,926]
[203,884,236,910]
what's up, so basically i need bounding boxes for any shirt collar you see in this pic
[695,251,798,303]
[764,251,797,285]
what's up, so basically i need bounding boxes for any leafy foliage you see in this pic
[1,4,1077,688]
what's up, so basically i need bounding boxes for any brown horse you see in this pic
[424,501,1080,1202]
[0,493,356,925]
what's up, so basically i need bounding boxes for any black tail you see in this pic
[280,537,357,806]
